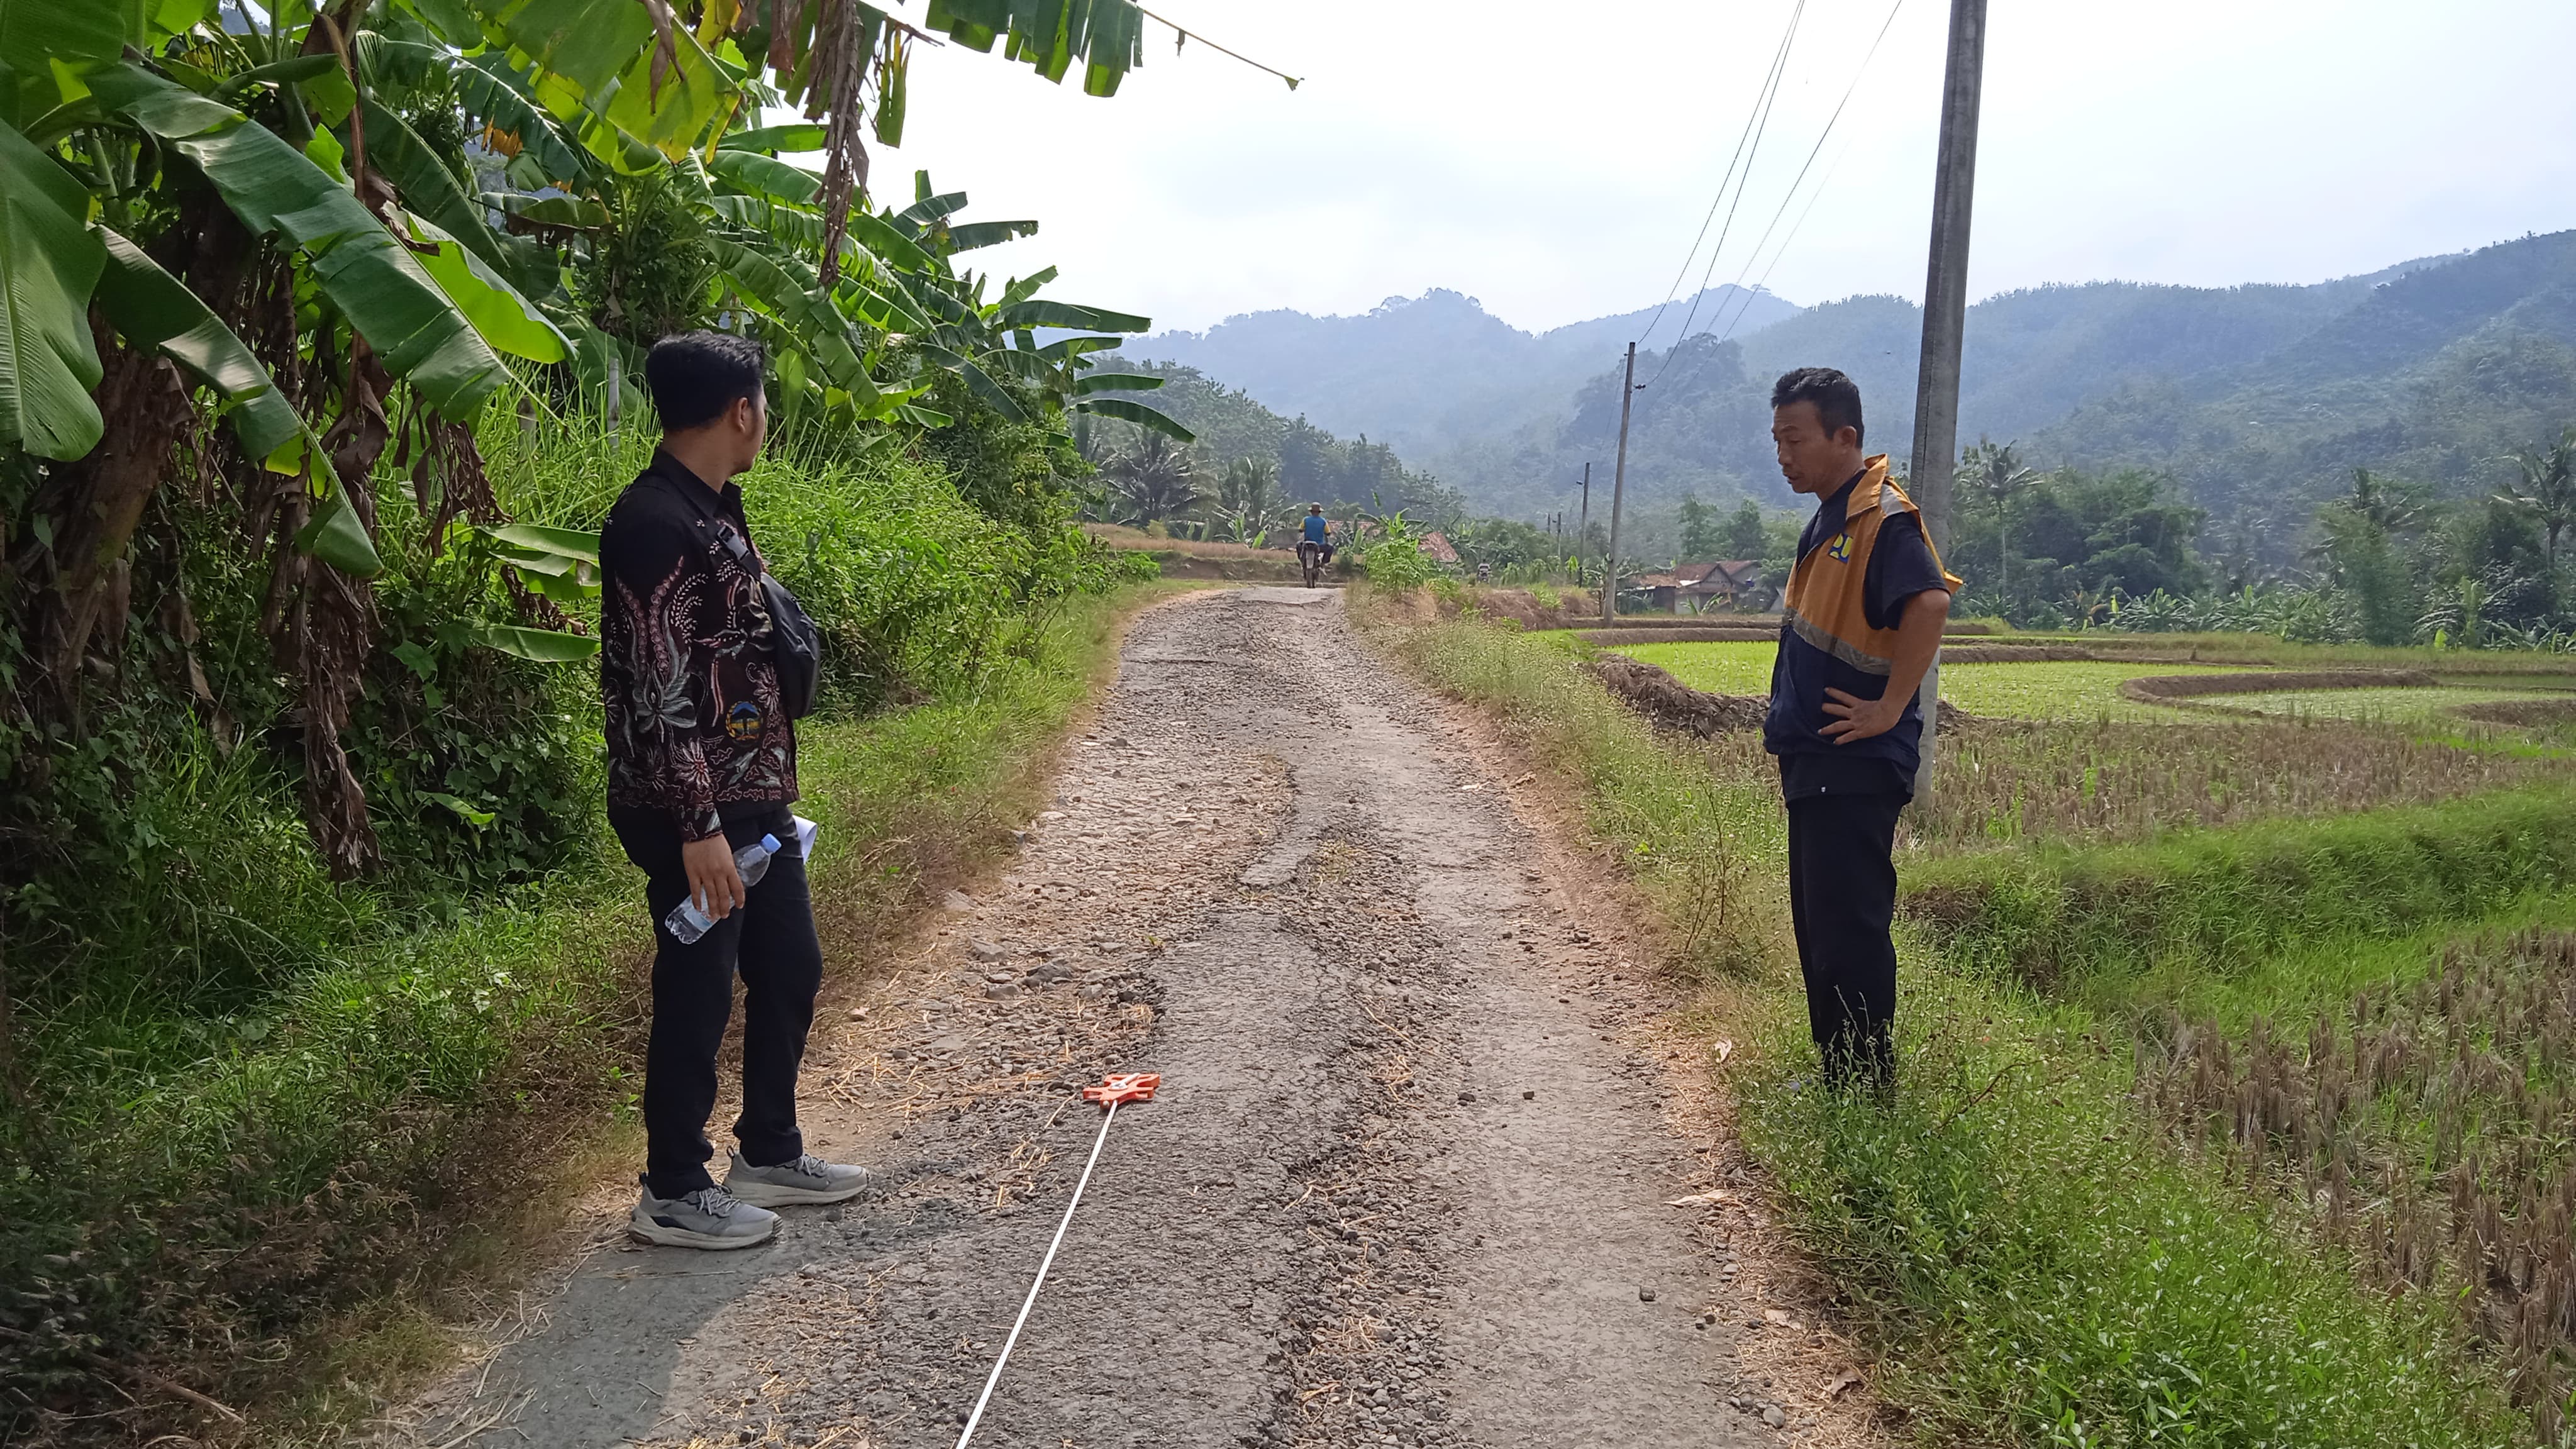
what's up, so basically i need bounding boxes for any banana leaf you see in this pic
[994,298,1150,333]
[705,147,819,206]
[944,219,1037,253]
[360,97,559,297]
[1073,372,1162,395]
[457,53,594,186]
[93,63,514,419]
[93,227,306,462]
[485,521,600,562]
[1074,396,1193,443]
[719,121,824,153]
[399,212,570,364]
[440,618,600,662]
[0,117,106,459]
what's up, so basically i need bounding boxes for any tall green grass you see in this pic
[1365,592,2534,1448]
[1742,966,2525,1448]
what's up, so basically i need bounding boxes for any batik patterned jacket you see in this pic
[599,452,797,840]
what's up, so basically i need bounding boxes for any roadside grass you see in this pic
[1348,590,1781,980]
[1362,591,2538,1449]
[1,584,1168,1443]
[1741,963,2526,1449]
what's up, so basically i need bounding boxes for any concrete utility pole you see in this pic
[1906,0,1989,800]
[1602,343,1638,625]
[1575,462,1592,583]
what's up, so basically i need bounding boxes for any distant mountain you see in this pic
[1124,285,1799,462]
[1433,232,2576,558]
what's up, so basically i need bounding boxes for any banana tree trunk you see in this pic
[0,919,20,1110]
[293,341,396,879]
[34,324,195,724]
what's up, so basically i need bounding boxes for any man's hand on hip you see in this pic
[1820,686,1904,743]
[683,832,746,919]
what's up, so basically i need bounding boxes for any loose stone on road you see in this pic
[399,587,1821,1447]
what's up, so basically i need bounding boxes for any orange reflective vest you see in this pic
[1762,455,1963,772]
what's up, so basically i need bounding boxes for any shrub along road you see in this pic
[392,588,1868,1448]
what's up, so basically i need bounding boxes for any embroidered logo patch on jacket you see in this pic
[1826,532,1854,562]
[726,701,764,742]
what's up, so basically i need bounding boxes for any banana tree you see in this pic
[1,0,1201,879]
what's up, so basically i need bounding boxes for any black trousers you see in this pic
[1785,789,1906,1087]
[613,810,822,1199]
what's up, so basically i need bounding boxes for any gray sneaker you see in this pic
[724,1148,881,1206]
[629,1182,779,1249]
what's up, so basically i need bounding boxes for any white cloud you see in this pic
[877,0,2576,335]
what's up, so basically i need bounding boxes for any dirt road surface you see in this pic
[394,588,1866,1448]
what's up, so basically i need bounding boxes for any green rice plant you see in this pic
[1911,715,2554,848]
[1744,965,2526,1447]
[2136,929,2576,1438]
[1904,786,2576,991]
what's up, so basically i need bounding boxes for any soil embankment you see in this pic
[2118,668,2438,703]
[391,589,1862,1448]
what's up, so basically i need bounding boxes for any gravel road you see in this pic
[396,587,1857,1448]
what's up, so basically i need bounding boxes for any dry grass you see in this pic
[2136,928,2576,1440]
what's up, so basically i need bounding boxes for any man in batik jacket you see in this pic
[599,331,876,1249]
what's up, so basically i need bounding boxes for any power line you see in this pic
[1638,3,1803,353]
[1709,0,1911,345]
[1638,0,1803,381]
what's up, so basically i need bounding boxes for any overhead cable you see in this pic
[1645,0,1811,388]
[1634,1,1806,357]
[1710,0,1911,345]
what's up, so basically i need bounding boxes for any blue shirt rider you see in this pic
[1301,504,1332,562]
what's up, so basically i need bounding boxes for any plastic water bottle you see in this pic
[663,834,782,943]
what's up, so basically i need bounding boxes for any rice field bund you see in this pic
[1384,599,2576,1448]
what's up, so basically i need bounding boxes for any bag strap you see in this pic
[709,518,763,575]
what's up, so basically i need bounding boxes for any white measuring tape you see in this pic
[953,1073,1161,1449]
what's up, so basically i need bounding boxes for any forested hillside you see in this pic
[1433,232,2576,548]
[1126,284,1798,462]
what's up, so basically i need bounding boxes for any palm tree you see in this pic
[1963,440,2039,608]
[2498,428,2576,574]
[1104,433,1203,527]
[2342,467,2424,535]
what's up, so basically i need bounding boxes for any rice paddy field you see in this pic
[1614,638,2258,720]
[2208,683,2576,726]
[1382,599,2576,1446]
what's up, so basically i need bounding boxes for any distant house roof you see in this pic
[1419,531,1460,564]
[1633,572,1682,590]
[1674,559,1762,594]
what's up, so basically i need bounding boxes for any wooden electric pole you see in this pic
[1601,343,1638,625]
[1907,0,1988,800]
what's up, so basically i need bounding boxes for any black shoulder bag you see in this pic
[713,522,823,719]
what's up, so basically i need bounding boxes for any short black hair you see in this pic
[645,331,766,433]
[1770,366,1864,447]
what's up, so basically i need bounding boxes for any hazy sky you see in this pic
[879,1,2576,338]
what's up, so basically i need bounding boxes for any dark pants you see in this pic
[1785,790,1906,1087]
[614,810,821,1199]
